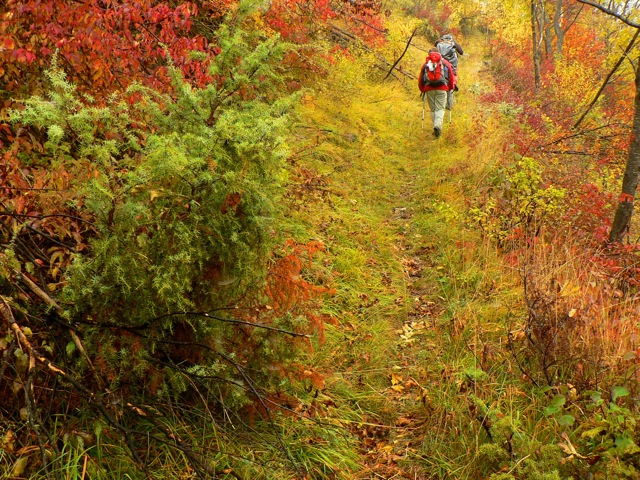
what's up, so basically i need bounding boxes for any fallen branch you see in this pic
[1,296,70,378]
[14,270,62,312]
[12,271,100,384]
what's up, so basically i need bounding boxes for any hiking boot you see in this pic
[433,126,441,138]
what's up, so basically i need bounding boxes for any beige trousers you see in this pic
[426,90,447,130]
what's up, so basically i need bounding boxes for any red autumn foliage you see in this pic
[409,3,452,38]
[264,0,386,47]
[0,0,222,102]
[476,8,640,384]
[1,1,346,431]
[265,240,336,341]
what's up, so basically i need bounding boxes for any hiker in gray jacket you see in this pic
[435,34,463,76]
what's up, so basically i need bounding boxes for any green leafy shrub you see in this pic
[1,13,332,478]
[470,155,566,248]
[10,28,295,388]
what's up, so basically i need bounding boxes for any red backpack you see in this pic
[418,52,449,92]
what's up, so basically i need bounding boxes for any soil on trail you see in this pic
[345,36,493,479]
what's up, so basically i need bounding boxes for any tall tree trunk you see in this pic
[543,8,553,58]
[554,0,565,54]
[544,26,552,58]
[576,1,640,243]
[531,0,542,89]
[609,66,640,243]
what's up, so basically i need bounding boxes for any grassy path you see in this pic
[287,34,524,479]
[353,35,503,479]
[284,34,510,478]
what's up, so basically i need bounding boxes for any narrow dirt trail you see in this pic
[293,33,501,479]
[351,35,496,479]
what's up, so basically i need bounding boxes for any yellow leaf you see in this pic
[1,430,16,453]
[149,190,163,201]
[568,308,577,318]
[560,282,581,297]
[12,457,28,477]
[11,380,23,395]
[396,417,412,427]
[127,403,147,416]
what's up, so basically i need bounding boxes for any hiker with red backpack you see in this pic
[418,49,456,138]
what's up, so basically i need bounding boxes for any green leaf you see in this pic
[544,405,562,416]
[584,390,604,408]
[549,394,566,407]
[612,386,630,402]
[66,341,76,356]
[94,421,104,441]
[614,435,640,455]
[557,415,575,426]
[584,390,602,401]
[536,385,554,395]
[544,394,567,415]
[622,438,640,455]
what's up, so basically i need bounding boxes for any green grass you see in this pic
[281,31,584,479]
[278,31,534,479]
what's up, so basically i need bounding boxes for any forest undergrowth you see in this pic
[3,2,640,477]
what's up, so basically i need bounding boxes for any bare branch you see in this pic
[13,270,63,312]
[13,271,100,380]
[385,28,417,80]
[576,0,640,28]
[573,28,640,129]
[0,210,96,227]
[150,311,312,337]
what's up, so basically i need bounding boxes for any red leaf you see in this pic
[3,37,15,50]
